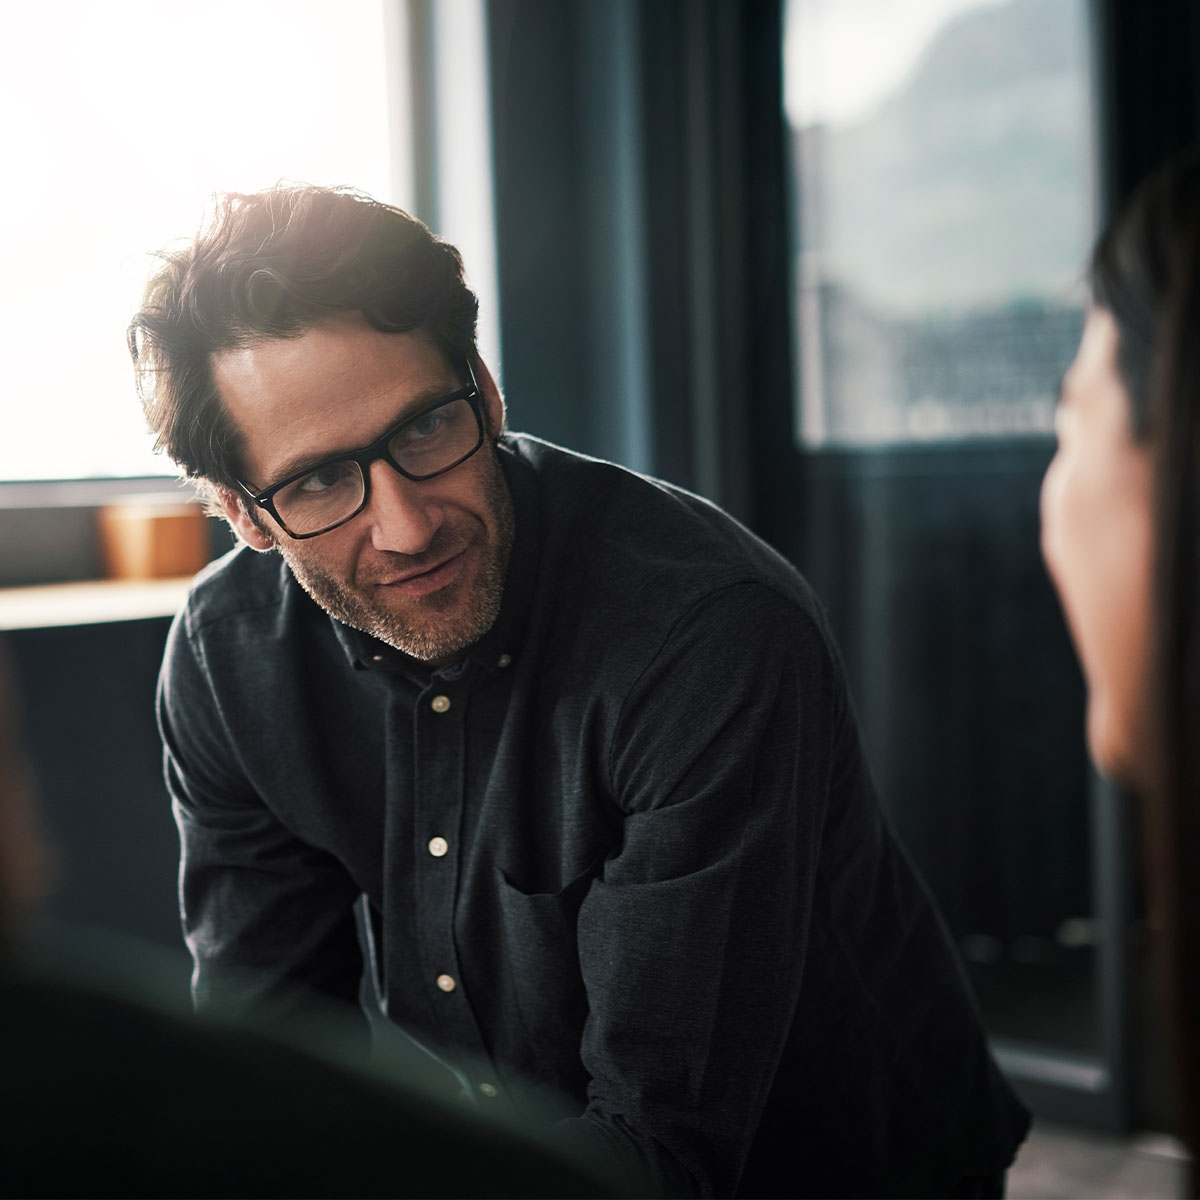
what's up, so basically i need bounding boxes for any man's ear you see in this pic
[215,487,276,552]
[471,355,506,438]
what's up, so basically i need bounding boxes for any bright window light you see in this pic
[785,0,1095,445]
[1,0,397,481]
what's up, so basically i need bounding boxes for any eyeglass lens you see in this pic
[272,396,481,535]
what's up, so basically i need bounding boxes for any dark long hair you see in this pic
[127,184,480,490]
[1091,148,1200,1183]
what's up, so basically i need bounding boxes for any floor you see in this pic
[1007,1123,1189,1199]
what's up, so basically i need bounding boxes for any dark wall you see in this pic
[487,0,593,456]
[1094,0,1200,210]
[486,0,791,518]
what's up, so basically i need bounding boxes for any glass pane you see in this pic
[785,0,1095,446]
[0,0,396,482]
[783,0,1102,1061]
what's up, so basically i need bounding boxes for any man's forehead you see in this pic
[210,316,456,482]
[212,314,445,393]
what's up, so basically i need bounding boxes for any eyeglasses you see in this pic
[235,366,487,539]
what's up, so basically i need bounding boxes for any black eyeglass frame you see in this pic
[234,364,487,540]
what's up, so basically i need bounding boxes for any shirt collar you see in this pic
[329,435,539,681]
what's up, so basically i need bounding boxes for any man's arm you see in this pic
[158,611,365,1023]
[560,581,847,1198]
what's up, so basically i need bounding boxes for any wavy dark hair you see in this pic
[1091,148,1200,1185]
[128,184,480,490]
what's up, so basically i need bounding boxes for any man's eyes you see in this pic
[396,408,451,445]
[275,400,462,501]
[293,462,359,496]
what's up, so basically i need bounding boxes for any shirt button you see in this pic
[497,653,512,668]
[371,654,383,662]
[436,974,456,992]
[431,694,451,713]
[428,836,449,857]
[479,1082,499,1098]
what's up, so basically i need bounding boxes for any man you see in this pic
[132,185,1029,1198]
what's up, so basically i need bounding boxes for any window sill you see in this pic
[0,476,186,509]
[0,577,193,631]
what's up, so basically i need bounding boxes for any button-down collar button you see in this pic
[497,653,512,668]
[436,974,457,992]
[428,836,449,858]
[479,1082,499,1098]
[431,694,451,713]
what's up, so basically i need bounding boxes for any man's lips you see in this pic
[375,548,468,597]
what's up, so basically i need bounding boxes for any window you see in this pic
[3,1,409,482]
[781,0,1116,1088]
[785,0,1095,445]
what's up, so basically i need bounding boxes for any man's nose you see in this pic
[364,458,444,555]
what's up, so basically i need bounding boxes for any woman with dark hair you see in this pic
[1040,147,1200,1191]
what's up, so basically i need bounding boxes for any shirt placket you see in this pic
[411,677,503,1103]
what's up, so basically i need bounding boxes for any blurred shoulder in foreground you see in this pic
[0,645,626,1199]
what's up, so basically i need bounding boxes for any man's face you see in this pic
[212,313,514,665]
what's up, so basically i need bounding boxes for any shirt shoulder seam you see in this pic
[604,577,831,792]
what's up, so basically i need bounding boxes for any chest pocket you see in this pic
[492,853,604,1091]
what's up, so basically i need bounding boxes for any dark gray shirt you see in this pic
[160,433,1028,1198]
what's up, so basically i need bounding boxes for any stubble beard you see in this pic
[278,448,516,663]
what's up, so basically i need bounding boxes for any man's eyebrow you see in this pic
[266,381,463,484]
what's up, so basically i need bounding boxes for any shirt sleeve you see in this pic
[559,581,847,1198]
[158,609,365,1026]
